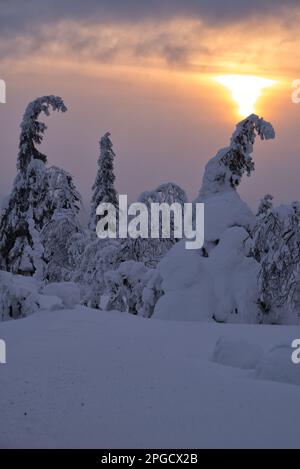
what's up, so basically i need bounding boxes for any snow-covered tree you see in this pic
[0,271,40,321]
[153,115,276,323]
[139,182,187,207]
[76,238,131,308]
[199,114,275,198]
[251,199,300,322]
[89,132,118,232]
[127,182,188,267]
[47,166,81,214]
[256,193,274,216]
[41,166,83,282]
[79,181,186,307]
[41,209,83,282]
[194,114,275,258]
[0,96,67,276]
[104,260,163,316]
[104,261,148,313]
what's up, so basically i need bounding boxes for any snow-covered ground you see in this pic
[1,307,300,448]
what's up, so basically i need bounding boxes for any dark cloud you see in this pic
[0,0,299,67]
[0,0,299,36]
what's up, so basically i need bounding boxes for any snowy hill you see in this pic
[1,307,300,448]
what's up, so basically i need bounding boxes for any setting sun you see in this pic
[214,74,276,117]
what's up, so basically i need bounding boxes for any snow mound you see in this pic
[212,336,263,369]
[153,226,260,323]
[208,226,261,323]
[157,240,204,292]
[42,282,80,308]
[0,271,70,321]
[254,344,300,386]
[153,241,214,321]
[0,271,40,321]
[37,294,64,311]
[153,284,213,321]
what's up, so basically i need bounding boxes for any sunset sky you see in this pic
[0,0,300,210]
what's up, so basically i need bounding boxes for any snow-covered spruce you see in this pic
[42,166,83,282]
[76,132,119,307]
[0,96,67,277]
[46,165,81,215]
[41,209,84,283]
[199,114,275,198]
[89,132,118,232]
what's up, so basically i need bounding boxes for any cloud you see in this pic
[1,0,299,37]
[0,0,299,74]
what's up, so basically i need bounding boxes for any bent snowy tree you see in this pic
[199,114,275,198]
[0,96,67,276]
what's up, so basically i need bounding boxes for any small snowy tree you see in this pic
[256,193,274,216]
[127,182,188,267]
[0,271,40,322]
[0,96,67,276]
[104,260,163,316]
[104,261,148,313]
[89,132,118,232]
[76,238,132,308]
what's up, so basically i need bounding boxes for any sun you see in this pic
[214,74,276,117]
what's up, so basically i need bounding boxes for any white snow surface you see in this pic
[254,344,300,386]
[0,306,300,448]
[212,336,263,369]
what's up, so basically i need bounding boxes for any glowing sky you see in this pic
[214,75,276,117]
[0,0,300,210]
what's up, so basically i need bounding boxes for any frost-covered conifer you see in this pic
[251,199,300,322]
[89,132,118,232]
[47,166,81,214]
[41,209,83,282]
[41,166,83,282]
[199,114,275,198]
[0,96,67,276]
[256,193,274,216]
